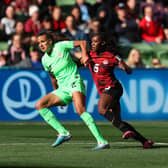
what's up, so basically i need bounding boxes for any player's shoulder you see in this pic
[89,51,115,58]
[89,50,101,57]
[55,41,72,45]
[53,42,59,48]
[52,42,62,52]
[103,51,115,58]
[54,41,73,49]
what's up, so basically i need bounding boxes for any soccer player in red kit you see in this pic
[86,33,153,149]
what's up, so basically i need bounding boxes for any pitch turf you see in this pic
[0,121,168,168]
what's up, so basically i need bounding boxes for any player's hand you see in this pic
[123,62,132,74]
[80,56,90,66]
[125,65,132,74]
[119,61,132,74]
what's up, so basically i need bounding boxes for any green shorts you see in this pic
[52,76,85,105]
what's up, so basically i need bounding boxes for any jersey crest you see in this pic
[57,53,63,58]
[103,60,109,65]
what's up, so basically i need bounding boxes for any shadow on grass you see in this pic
[112,145,141,149]
[153,144,168,149]
[111,144,168,149]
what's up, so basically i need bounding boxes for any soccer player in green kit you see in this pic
[35,31,109,150]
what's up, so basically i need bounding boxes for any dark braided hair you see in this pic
[92,32,119,54]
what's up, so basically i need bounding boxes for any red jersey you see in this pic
[53,20,66,31]
[139,17,164,42]
[88,51,119,95]
[25,18,42,35]
[3,0,11,4]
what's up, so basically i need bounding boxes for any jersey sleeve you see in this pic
[111,55,119,66]
[115,55,122,62]
[58,41,74,50]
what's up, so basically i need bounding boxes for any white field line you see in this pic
[0,142,168,146]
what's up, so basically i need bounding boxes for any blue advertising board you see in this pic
[0,68,168,121]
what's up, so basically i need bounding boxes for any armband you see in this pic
[115,55,123,62]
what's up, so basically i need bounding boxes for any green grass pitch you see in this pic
[0,121,168,168]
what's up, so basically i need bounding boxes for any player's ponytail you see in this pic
[37,30,70,44]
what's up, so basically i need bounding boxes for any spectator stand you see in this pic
[131,42,168,66]
[0,0,168,68]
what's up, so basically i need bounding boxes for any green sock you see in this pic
[38,108,69,135]
[80,112,107,144]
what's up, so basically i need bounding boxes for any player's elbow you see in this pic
[81,40,87,48]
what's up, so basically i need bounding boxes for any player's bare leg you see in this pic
[98,93,153,148]
[35,93,71,147]
[72,91,110,150]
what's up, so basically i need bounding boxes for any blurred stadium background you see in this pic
[1,0,168,168]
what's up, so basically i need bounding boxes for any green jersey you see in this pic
[42,41,79,86]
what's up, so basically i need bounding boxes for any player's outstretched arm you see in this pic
[119,61,132,74]
[73,41,89,66]
[116,55,132,74]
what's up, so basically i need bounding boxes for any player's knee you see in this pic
[76,110,85,116]
[98,104,107,116]
[35,101,40,110]
[75,105,86,116]
[35,100,44,110]
[98,108,106,116]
